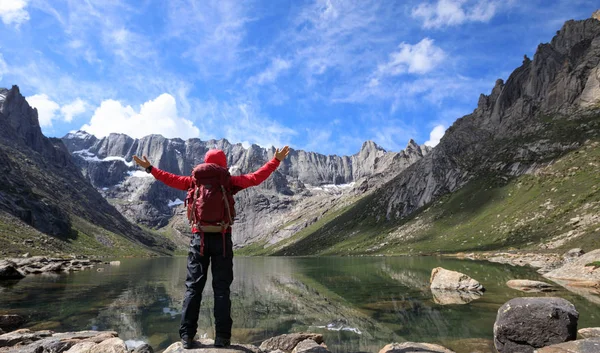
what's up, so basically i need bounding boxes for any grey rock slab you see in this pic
[534,337,600,352]
[378,342,455,353]
[64,341,98,353]
[163,340,262,353]
[260,333,324,352]
[494,297,579,353]
[544,249,600,283]
[0,329,53,348]
[88,337,127,353]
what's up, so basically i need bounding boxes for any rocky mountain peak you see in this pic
[360,140,386,153]
[593,9,600,21]
[405,139,420,151]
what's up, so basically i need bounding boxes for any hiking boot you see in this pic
[214,337,230,347]
[181,336,194,349]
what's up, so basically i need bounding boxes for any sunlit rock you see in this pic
[506,279,555,292]
[378,342,455,353]
[430,267,484,291]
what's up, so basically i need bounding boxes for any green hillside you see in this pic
[241,132,599,256]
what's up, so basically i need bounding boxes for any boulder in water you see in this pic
[494,297,578,353]
[506,279,555,292]
[378,342,455,352]
[430,267,484,291]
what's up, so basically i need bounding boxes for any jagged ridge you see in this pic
[0,86,175,256]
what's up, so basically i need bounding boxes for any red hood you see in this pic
[204,149,228,168]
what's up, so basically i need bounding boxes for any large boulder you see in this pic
[494,297,579,353]
[260,333,324,352]
[0,314,25,332]
[0,260,25,280]
[430,267,484,291]
[506,280,555,292]
[378,342,455,353]
[534,337,600,352]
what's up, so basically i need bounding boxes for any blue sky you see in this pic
[0,0,597,155]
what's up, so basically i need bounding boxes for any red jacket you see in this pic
[151,158,281,231]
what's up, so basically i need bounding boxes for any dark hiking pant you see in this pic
[179,232,233,340]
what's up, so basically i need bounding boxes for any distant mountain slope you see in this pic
[260,15,600,255]
[61,130,430,249]
[0,86,175,256]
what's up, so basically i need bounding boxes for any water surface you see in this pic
[1,256,598,353]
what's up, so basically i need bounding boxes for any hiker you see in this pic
[133,146,290,349]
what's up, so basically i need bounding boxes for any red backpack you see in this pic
[185,163,235,230]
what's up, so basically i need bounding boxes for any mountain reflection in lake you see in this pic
[1,256,599,353]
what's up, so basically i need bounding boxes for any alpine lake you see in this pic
[1,256,599,353]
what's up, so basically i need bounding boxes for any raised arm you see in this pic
[133,155,193,191]
[231,146,289,190]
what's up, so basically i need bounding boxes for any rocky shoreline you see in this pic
[0,256,120,280]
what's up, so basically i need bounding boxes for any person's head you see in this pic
[204,149,227,168]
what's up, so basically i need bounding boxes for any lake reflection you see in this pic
[1,256,599,353]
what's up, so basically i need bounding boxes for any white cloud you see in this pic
[26,94,60,127]
[61,98,88,122]
[424,124,446,147]
[0,0,29,28]
[26,94,90,127]
[248,58,292,86]
[412,0,497,29]
[377,38,445,76]
[81,93,200,140]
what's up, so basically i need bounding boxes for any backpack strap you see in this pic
[221,185,234,225]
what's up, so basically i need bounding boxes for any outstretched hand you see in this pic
[132,155,151,169]
[275,146,290,162]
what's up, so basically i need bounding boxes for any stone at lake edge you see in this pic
[578,327,600,339]
[534,337,600,353]
[132,343,155,353]
[291,339,330,353]
[162,339,262,353]
[506,280,555,292]
[0,314,25,332]
[378,342,455,353]
[260,333,324,352]
[0,260,25,280]
[494,297,579,353]
[544,249,600,284]
[430,267,484,291]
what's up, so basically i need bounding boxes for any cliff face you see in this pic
[0,86,175,256]
[377,17,600,223]
[61,129,429,247]
[266,15,600,255]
